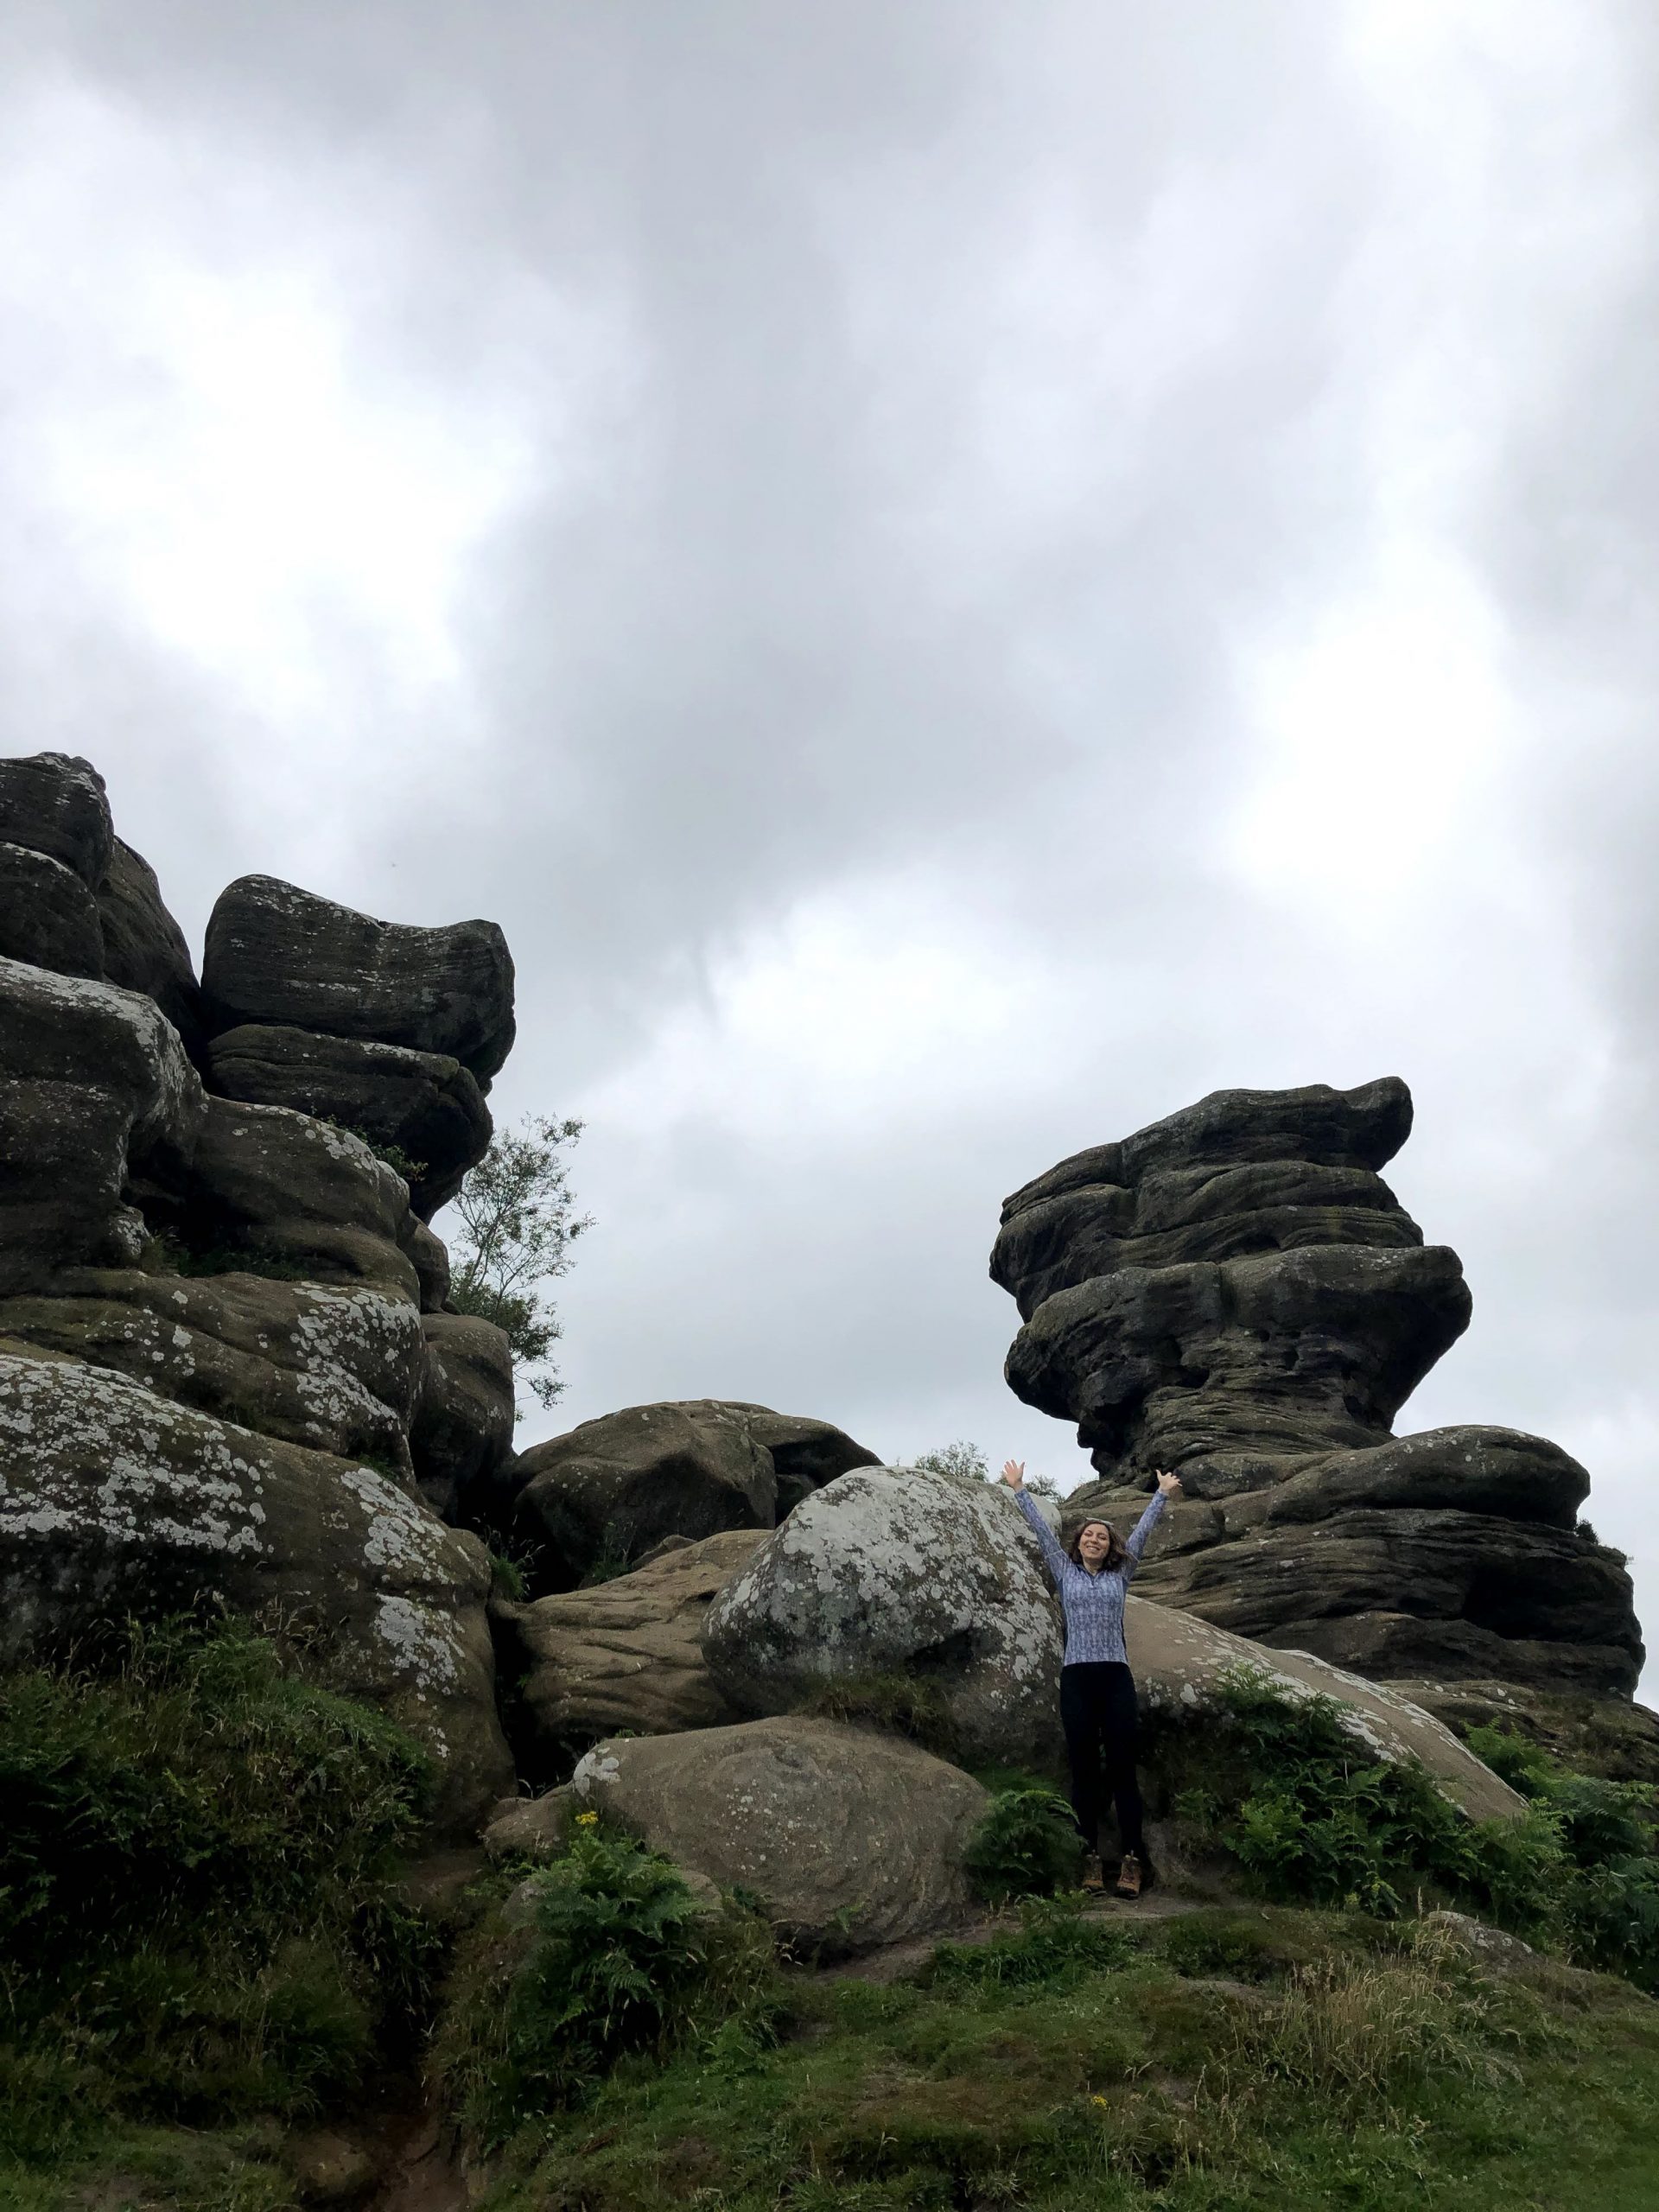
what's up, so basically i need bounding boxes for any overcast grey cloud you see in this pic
[2,3,1656,1670]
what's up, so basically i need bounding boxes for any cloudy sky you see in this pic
[3,3,1656,1661]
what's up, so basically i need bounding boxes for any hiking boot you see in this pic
[1115,1853,1144,1900]
[1080,1854,1107,1895]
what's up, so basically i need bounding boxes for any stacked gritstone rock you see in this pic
[991,1077,1652,1768]
[0,751,515,1833]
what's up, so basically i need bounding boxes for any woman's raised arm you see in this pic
[1001,1459,1071,1581]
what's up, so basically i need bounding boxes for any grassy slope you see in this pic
[474,1907,1659,2212]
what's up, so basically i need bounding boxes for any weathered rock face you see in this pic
[0,751,524,1834]
[0,751,114,888]
[206,1026,492,1220]
[508,1400,880,1592]
[496,1529,766,1777]
[0,957,203,1293]
[570,1716,988,1956]
[702,1467,1061,1768]
[995,1080,1644,1700]
[97,838,206,1058]
[0,1351,509,1829]
[203,874,515,1082]
[409,1312,516,1520]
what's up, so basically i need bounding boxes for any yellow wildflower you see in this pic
[575,1809,600,1827]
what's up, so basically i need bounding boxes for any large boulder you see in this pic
[205,1025,492,1220]
[409,1312,516,1520]
[202,875,515,1082]
[508,1400,881,1592]
[0,751,114,887]
[1124,1598,1523,1824]
[569,1716,988,1955]
[97,837,206,1058]
[495,1529,767,1773]
[0,844,105,977]
[1392,1677,1659,1789]
[0,1351,512,1831]
[993,1079,1644,1706]
[0,957,204,1294]
[702,1466,1061,1767]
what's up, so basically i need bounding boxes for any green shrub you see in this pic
[962,1784,1084,1903]
[1160,1909,1286,1983]
[1166,1668,1659,1993]
[0,1613,433,2142]
[431,1823,777,2144]
[792,1669,957,1757]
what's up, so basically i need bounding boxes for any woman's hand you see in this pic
[1155,1469,1184,1497]
[1001,1459,1026,1489]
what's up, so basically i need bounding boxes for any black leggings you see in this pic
[1059,1661,1145,1859]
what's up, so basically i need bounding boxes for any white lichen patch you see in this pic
[372,1593,463,1693]
[339,1465,457,1580]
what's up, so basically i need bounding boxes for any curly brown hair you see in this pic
[1065,1518,1128,1573]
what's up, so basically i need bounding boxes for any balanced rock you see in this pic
[206,1025,492,1220]
[0,1351,511,1829]
[202,874,515,1081]
[702,1466,1060,1767]
[496,1529,766,1774]
[508,1400,880,1592]
[995,1079,1644,1699]
[569,1716,988,1955]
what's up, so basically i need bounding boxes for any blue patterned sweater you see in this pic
[1013,1485,1166,1668]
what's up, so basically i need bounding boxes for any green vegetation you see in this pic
[0,1615,433,2196]
[1162,1668,1659,1988]
[138,1229,313,1282]
[792,1668,957,1756]
[431,1822,776,2148]
[448,1113,590,1411]
[467,1900,1659,2211]
[963,1784,1085,1903]
[316,1116,429,1184]
[912,1439,1059,1497]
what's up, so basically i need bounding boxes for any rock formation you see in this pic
[702,1465,1063,1767]
[993,1079,1644,1707]
[504,1398,880,1592]
[569,1716,991,1957]
[0,752,517,1832]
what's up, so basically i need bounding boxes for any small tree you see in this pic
[448,1116,590,1412]
[912,1440,1058,1497]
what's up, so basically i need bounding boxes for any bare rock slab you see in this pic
[570,1715,988,1955]
[702,1466,1061,1768]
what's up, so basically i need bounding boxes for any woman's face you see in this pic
[1077,1521,1114,1567]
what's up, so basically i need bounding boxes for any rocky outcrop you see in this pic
[995,1079,1644,1699]
[202,874,515,1082]
[506,1400,880,1592]
[205,1027,492,1219]
[496,1529,767,1776]
[0,1351,508,1829]
[0,751,522,1834]
[569,1716,989,1956]
[702,1466,1060,1767]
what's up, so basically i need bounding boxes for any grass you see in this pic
[460,1902,1659,2212]
[0,1613,434,2202]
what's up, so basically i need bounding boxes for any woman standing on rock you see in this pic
[1001,1459,1182,1899]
